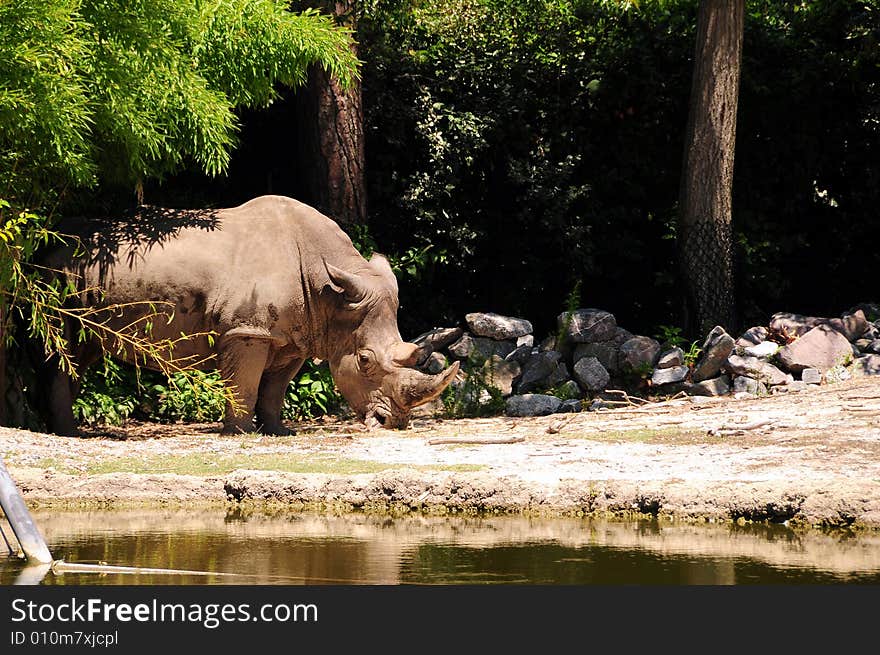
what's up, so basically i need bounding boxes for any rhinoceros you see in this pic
[41,195,458,435]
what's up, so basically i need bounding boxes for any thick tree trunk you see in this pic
[295,1,365,228]
[678,0,744,337]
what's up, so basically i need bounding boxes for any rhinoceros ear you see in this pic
[325,261,368,303]
[369,253,398,293]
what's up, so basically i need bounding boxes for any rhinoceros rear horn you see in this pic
[400,360,460,408]
[325,261,368,303]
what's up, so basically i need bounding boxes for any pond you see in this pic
[2,509,880,585]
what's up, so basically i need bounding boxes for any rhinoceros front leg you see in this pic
[218,335,272,435]
[256,358,304,436]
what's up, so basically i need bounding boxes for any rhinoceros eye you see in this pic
[357,350,376,373]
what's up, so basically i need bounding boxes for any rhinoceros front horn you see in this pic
[398,360,460,408]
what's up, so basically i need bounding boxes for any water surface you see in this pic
[2,510,880,585]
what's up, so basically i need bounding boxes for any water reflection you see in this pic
[1,510,879,585]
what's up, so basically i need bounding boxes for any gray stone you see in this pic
[853,355,880,376]
[573,356,611,392]
[505,394,563,417]
[736,326,769,347]
[687,375,731,397]
[423,352,448,375]
[693,326,735,382]
[546,363,571,388]
[448,333,516,361]
[465,312,533,340]
[619,336,661,372]
[516,334,534,348]
[505,345,535,365]
[770,310,868,341]
[732,375,767,396]
[785,380,809,393]
[854,338,873,352]
[412,327,463,352]
[651,365,689,386]
[559,399,585,413]
[656,347,685,369]
[801,368,822,384]
[481,356,522,397]
[775,324,854,373]
[517,351,563,393]
[864,340,880,354]
[743,341,779,359]
[613,328,635,346]
[558,308,617,344]
[725,354,790,386]
[539,335,558,352]
[573,341,618,373]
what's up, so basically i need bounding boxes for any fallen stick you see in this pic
[428,436,526,446]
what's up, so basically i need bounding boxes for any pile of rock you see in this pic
[411,303,880,418]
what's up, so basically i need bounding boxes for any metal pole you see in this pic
[0,456,53,564]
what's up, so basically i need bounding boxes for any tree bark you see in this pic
[295,1,366,228]
[678,0,744,336]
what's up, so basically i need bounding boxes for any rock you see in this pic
[448,333,516,361]
[618,336,661,372]
[573,356,611,392]
[539,335,558,352]
[693,326,735,382]
[732,375,767,395]
[770,310,868,341]
[736,326,769,347]
[785,380,809,393]
[505,394,563,417]
[559,399,585,413]
[863,339,880,354]
[412,327,463,352]
[656,347,685,369]
[825,365,851,384]
[481,356,521,397]
[516,334,534,348]
[465,312,533,340]
[687,375,731,397]
[852,355,880,376]
[854,338,873,352]
[505,345,535,365]
[423,352,448,375]
[775,325,854,373]
[558,308,617,344]
[743,341,779,359]
[573,342,618,373]
[651,366,689,386]
[725,354,790,386]
[554,380,582,400]
[613,328,635,345]
[517,351,563,393]
[801,368,822,384]
[546,362,571,388]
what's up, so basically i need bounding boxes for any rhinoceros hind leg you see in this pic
[218,336,272,435]
[256,358,304,436]
[47,368,80,437]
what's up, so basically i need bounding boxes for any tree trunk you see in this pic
[295,1,366,228]
[678,0,744,337]
[0,304,6,426]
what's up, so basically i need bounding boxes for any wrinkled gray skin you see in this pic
[43,195,459,436]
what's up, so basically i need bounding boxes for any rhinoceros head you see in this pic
[324,254,459,429]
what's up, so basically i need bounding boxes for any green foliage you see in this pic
[71,357,342,427]
[556,280,583,346]
[282,360,342,421]
[683,341,702,368]
[150,370,228,423]
[442,353,506,419]
[72,358,138,426]
[654,324,686,350]
[0,0,359,200]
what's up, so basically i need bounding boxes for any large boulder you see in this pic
[618,336,661,372]
[725,354,790,386]
[505,394,563,417]
[573,356,611,392]
[448,333,516,361]
[692,326,735,382]
[573,342,618,373]
[517,351,563,393]
[481,356,522,397]
[651,366,689,386]
[412,327,464,352]
[770,310,868,341]
[775,325,854,373]
[465,312,533,340]
[852,355,880,377]
[557,309,617,344]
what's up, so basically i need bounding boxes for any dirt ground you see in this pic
[3,375,880,529]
